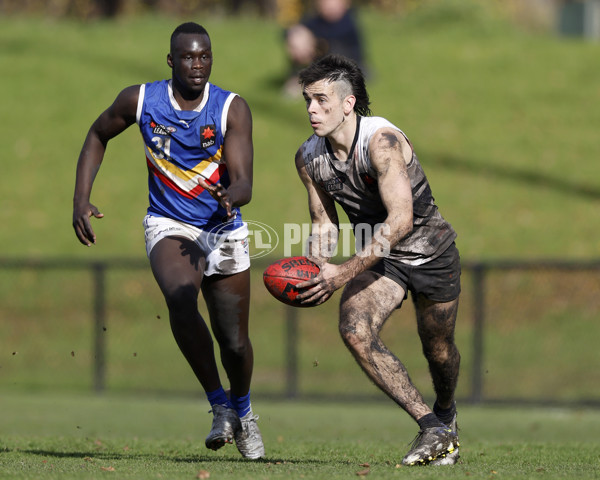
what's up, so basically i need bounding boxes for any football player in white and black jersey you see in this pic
[294,54,461,466]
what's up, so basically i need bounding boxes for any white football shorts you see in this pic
[143,215,250,276]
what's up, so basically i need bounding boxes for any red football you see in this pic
[263,256,321,307]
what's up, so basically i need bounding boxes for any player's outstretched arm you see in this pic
[213,95,253,219]
[294,146,345,305]
[296,128,413,305]
[369,128,414,249]
[73,85,139,246]
[333,127,413,273]
[294,146,339,266]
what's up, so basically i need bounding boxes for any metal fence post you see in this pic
[470,262,486,404]
[92,262,107,393]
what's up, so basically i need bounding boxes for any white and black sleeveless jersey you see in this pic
[300,116,456,266]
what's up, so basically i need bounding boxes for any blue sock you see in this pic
[230,391,252,418]
[206,386,232,409]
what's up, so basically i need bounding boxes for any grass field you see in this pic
[2,392,600,479]
[2,263,599,402]
[1,2,599,400]
[1,2,600,477]
[1,1,599,260]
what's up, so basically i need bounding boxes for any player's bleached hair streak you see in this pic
[299,54,371,116]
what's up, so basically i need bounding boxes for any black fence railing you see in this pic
[1,257,599,407]
[462,258,600,407]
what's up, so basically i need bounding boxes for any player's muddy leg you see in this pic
[149,236,222,392]
[202,269,253,398]
[414,294,460,410]
[338,271,432,421]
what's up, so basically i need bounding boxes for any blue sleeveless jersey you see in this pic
[136,80,244,231]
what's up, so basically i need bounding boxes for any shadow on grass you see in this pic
[430,154,600,200]
[21,448,329,466]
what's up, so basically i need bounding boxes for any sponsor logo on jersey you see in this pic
[320,176,345,192]
[150,121,177,136]
[200,124,217,149]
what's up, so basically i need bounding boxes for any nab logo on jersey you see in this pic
[200,124,216,149]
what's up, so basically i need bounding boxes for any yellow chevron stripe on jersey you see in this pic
[145,144,223,192]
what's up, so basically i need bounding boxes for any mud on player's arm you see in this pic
[295,146,339,266]
[325,127,413,280]
[299,128,414,295]
[369,127,414,253]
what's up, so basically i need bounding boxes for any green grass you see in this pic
[1,4,599,400]
[2,265,599,401]
[1,4,600,476]
[1,2,599,260]
[1,391,600,479]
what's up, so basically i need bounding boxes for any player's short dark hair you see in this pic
[170,22,210,52]
[299,54,371,117]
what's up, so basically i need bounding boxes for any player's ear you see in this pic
[167,53,174,68]
[343,95,356,115]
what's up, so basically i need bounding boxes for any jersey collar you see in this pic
[167,79,210,113]
[325,115,362,161]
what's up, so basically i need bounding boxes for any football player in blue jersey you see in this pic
[73,22,264,460]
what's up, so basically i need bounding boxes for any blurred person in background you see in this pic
[72,22,264,460]
[283,0,366,96]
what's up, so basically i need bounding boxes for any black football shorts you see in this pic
[369,242,461,303]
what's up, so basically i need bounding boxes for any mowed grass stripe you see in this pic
[1,392,600,479]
